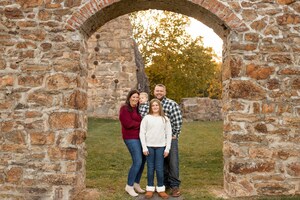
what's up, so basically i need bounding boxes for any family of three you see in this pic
[119,84,183,199]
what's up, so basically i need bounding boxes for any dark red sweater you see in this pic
[119,104,142,140]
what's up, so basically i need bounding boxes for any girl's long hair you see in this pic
[149,98,167,122]
[125,89,140,112]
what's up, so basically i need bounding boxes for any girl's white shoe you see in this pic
[134,183,145,193]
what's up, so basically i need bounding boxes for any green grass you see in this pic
[179,121,224,200]
[86,118,300,200]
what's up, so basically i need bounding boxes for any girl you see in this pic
[139,98,172,199]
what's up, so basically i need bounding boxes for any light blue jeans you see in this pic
[164,138,181,188]
[146,147,165,187]
[124,139,146,186]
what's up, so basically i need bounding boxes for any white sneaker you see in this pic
[125,184,138,197]
[134,183,145,193]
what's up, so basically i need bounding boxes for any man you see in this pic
[153,84,182,197]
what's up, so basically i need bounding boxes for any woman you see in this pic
[139,98,172,199]
[119,89,146,197]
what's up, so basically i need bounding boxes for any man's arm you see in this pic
[170,102,183,138]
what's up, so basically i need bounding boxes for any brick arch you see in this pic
[66,0,243,39]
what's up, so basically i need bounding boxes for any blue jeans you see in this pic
[124,139,146,186]
[146,147,165,187]
[164,139,181,188]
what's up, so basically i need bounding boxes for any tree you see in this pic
[130,10,221,102]
[207,62,222,99]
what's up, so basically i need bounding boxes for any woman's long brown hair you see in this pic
[125,89,140,112]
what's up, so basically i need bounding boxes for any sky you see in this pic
[131,10,223,62]
[186,18,223,61]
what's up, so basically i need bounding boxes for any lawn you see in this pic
[86,118,223,199]
[86,118,300,200]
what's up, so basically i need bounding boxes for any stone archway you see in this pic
[66,0,242,39]
[1,0,299,199]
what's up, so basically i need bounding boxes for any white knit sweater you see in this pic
[139,115,172,153]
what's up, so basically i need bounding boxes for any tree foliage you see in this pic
[130,10,222,102]
[207,62,222,99]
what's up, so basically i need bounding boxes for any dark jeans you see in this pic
[164,138,181,188]
[124,139,146,186]
[146,147,165,187]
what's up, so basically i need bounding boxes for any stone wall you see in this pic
[181,97,223,121]
[0,0,299,199]
[87,15,137,119]
[221,0,300,197]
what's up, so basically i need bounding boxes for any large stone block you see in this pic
[229,161,275,174]
[43,174,76,185]
[49,112,78,130]
[63,90,87,110]
[4,7,24,19]
[5,167,23,183]
[246,64,274,80]
[4,130,25,144]
[229,80,266,100]
[65,0,82,8]
[226,133,265,143]
[255,182,294,195]
[16,0,44,8]
[18,75,44,87]
[46,74,77,90]
[28,91,54,106]
[249,146,274,159]
[277,14,300,25]
[30,132,55,145]
[0,75,14,88]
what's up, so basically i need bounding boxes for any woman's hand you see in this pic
[143,151,149,156]
[164,151,169,158]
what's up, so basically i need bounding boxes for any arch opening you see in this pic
[81,1,229,199]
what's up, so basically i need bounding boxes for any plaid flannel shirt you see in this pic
[138,102,149,118]
[161,97,183,137]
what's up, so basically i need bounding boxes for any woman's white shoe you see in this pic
[125,184,138,197]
